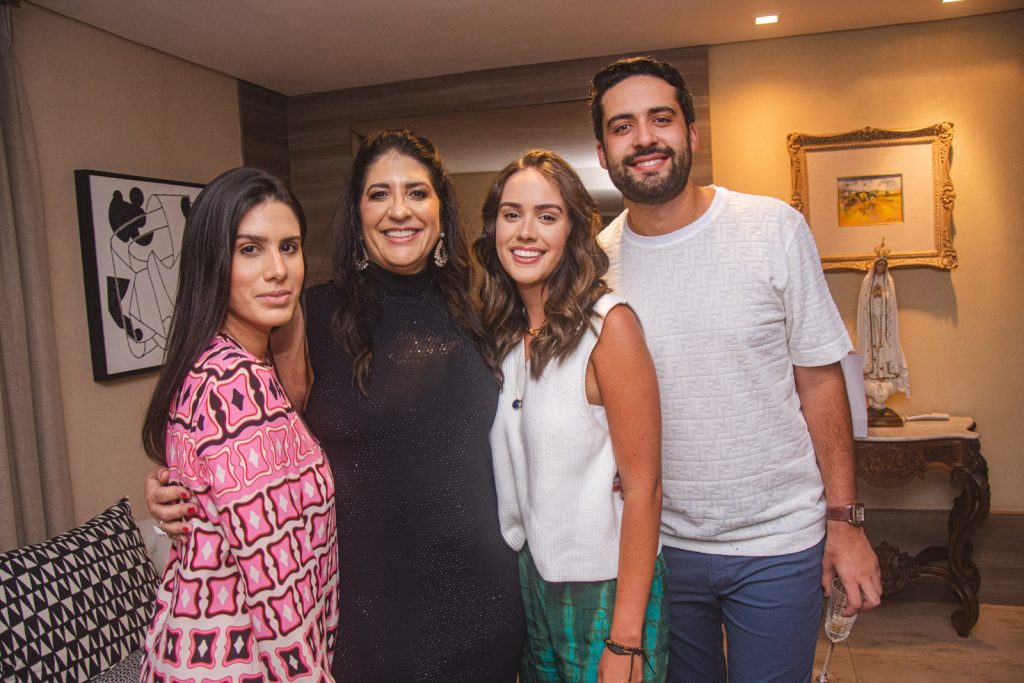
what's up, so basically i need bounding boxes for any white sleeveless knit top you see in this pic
[490,293,633,582]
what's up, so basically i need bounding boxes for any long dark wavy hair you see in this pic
[474,149,609,382]
[330,129,495,392]
[142,167,306,465]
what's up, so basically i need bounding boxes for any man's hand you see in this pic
[823,522,882,616]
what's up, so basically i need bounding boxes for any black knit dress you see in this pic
[304,266,524,682]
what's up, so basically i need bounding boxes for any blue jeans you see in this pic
[662,538,824,683]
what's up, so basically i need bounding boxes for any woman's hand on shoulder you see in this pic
[145,467,193,544]
[271,302,311,410]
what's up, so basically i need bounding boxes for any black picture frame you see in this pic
[74,170,204,381]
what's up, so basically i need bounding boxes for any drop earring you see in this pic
[355,240,370,271]
[433,232,448,268]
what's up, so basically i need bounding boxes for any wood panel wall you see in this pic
[239,81,291,187]
[283,46,710,282]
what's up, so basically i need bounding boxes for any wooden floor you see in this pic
[811,601,1024,682]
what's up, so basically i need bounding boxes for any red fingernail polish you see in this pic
[182,525,191,533]
[181,492,190,500]
[188,506,197,515]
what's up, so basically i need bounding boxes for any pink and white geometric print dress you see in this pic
[141,334,338,682]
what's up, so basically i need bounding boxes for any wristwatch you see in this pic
[826,503,865,527]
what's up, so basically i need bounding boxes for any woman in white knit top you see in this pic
[474,150,666,682]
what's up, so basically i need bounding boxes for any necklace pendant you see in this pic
[512,398,522,410]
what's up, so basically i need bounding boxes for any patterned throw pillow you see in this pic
[0,497,159,681]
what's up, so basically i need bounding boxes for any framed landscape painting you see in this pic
[787,123,956,271]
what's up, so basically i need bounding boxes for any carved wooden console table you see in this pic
[854,417,990,637]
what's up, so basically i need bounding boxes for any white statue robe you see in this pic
[856,265,910,398]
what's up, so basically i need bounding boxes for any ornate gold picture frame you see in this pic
[788,123,956,271]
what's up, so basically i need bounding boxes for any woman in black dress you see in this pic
[304,130,523,680]
[147,131,524,680]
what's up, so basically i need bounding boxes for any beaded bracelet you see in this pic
[604,638,655,679]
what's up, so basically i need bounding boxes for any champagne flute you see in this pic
[815,577,858,683]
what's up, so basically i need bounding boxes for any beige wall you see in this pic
[12,5,241,524]
[709,11,1024,512]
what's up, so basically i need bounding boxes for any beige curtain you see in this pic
[0,4,74,552]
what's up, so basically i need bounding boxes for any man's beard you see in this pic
[607,143,691,206]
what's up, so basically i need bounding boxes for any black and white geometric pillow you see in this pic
[0,497,159,681]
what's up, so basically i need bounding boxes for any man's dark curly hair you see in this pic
[588,56,695,143]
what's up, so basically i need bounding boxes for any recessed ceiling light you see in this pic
[755,15,779,25]
[942,0,964,4]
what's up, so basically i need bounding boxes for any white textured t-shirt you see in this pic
[598,186,852,556]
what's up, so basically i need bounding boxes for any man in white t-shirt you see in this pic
[588,56,882,681]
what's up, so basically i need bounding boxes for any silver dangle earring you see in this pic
[355,240,370,271]
[433,232,449,268]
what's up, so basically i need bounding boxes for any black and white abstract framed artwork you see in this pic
[75,170,204,381]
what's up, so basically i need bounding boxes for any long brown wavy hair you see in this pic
[330,129,495,392]
[474,150,609,383]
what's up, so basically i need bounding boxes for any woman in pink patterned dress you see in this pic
[139,168,338,681]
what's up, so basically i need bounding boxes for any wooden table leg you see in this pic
[943,441,990,636]
[856,422,989,637]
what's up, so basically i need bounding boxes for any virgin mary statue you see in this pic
[856,240,909,424]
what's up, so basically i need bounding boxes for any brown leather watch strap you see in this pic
[826,503,865,526]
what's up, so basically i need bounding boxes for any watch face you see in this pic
[852,504,865,525]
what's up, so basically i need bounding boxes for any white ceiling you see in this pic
[30,0,1024,96]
